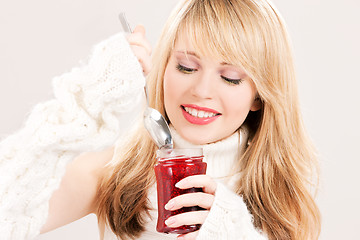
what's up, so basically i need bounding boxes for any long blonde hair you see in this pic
[96,0,321,239]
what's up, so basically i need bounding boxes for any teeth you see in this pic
[198,111,205,118]
[191,108,197,117]
[184,106,216,118]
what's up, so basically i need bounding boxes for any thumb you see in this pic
[133,24,146,35]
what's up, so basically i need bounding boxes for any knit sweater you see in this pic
[0,33,145,239]
[103,127,267,239]
[0,32,267,240]
[173,127,267,239]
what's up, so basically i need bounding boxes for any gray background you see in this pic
[0,0,359,239]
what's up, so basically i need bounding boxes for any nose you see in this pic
[190,71,214,99]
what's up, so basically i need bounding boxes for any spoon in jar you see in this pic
[119,13,173,149]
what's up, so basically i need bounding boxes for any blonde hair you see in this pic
[96,0,321,239]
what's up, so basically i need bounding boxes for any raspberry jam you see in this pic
[154,148,207,234]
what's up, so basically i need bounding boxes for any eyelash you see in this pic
[176,64,196,74]
[176,63,243,85]
[221,76,243,85]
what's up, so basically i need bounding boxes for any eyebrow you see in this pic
[175,50,234,67]
[175,50,200,59]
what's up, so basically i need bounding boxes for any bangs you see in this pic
[174,0,247,67]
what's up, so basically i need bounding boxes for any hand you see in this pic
[126,25,152,75]
[164,175,217,240]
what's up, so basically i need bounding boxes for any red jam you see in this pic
[154,150,207,234]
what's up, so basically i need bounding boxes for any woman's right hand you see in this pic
[126,25,152,75]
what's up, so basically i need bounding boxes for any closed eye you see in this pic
[176,64,197,74]
[221,76,243,85]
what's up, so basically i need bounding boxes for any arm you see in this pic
[40,147,114,233]
[0,32,145,239]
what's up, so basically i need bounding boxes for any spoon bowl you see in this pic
[144,107,173,149]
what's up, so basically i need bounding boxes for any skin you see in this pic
[40,147,114,234]
[164,32,260,145]
[41,25,261,240]
[161,30,260,240]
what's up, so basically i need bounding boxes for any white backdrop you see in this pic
[0,0,359,239]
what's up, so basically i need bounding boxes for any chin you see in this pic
[178,128,220,145]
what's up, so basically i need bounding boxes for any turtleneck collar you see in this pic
[169,126,249,184]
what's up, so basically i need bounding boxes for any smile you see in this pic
[183,106,217,118]
[181,104,221,125]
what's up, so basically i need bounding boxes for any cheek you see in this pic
[163,68,180,111]
[224,86,255,119]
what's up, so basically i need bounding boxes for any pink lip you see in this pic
[182,104,220,114]
[181,104,221,125]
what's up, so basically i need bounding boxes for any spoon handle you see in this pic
[119,12,132,33]
[119,12,150,107]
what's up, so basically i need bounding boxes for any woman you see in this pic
[1,0,321,239]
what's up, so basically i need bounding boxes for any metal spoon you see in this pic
[119,13,173,149]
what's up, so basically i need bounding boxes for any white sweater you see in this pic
[0,33,145,239]
[0,33,267,240]
[104,127,267,240]
[171,128,267,240]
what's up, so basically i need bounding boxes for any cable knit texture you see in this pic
[0,32,145,240]
[1,31,267,239]
[171,127,267,240]
[197,183,267,239]
[103,127,267,239]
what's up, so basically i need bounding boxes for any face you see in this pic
[163,33,260,145]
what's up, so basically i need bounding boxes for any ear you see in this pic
[250,97,262,111]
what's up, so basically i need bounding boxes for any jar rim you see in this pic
[156,148,203,158]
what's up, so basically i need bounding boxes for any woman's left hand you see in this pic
[164,175,217,240]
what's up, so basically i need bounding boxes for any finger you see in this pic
[177,230,199,240]
[133,24,146,35]
[165,192,214,210]
[130,45,152,74]
[127,34,152,55]
[175,175,217,194]
[165,210,209,228]
[127,25,152,54]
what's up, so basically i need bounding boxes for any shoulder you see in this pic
[63,147,115,212]
[69,147,114,185]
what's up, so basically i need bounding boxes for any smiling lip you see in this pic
[181,104,221,125]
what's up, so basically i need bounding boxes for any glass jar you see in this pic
[154,148,207,234]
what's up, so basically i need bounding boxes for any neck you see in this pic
[170,126,249,186]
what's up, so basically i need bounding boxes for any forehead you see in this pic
[173,29,228,63]
[173,31,198,56]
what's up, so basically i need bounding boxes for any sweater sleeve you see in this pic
[196,182,268,240]
[0,32,145,240]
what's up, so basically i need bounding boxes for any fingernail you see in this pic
[175,179,186,188]
[165,199,175,210]
[165,217,176,226]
